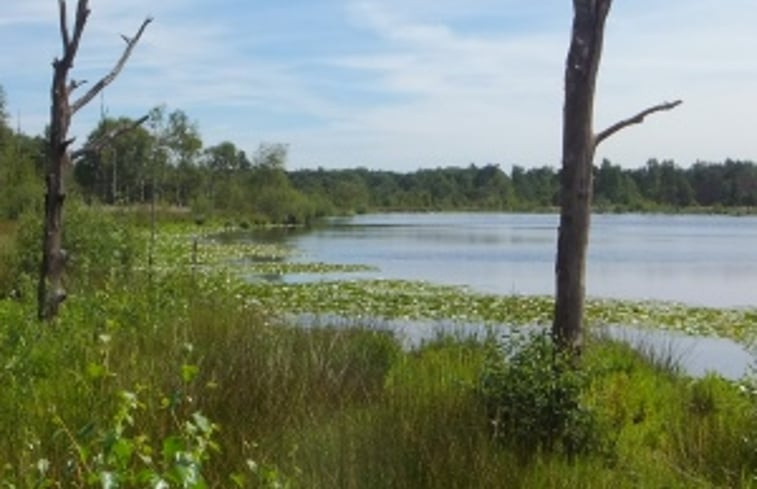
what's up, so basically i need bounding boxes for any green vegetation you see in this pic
[69,112,757,216]
[0,83,754,486]
[243,279,756,346]
[1,82,755,223]
[288,158,757,214]
[0,209,754,487]
[0,86,45,222]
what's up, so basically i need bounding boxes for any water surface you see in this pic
[270,213,757,308]
[245,213,756,378]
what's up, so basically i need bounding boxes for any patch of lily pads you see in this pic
[152,229,376,277]
[241,279,756,346]
[245,262,376,275]
[152,226,756,348]
[153,231,290,267]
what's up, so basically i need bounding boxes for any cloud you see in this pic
[278,1,567,168]
[1,1,756,170]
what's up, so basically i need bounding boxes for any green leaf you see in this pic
[86,362,108,380]
[181,364,199,383]
[162,436,185,461]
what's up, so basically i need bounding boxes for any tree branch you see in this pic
[58,0,70,52]
[61,0,90,69]
[67,79,87,94]
[71,16,152,114]
[71,114,149,160]
[595,100,682,148]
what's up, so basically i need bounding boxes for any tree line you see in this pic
[289,158,757,214]
[1,90,755,223]
[0,86,47,220]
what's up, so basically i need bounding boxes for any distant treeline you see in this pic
[1,86,755,222]
[289,158,757,214]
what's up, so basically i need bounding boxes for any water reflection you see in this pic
[295,314,753,380]
[248,213,757,307]
[235,213,756,378]
[599,325,754,380]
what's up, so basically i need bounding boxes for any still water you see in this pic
[248,213,756,378]
[279,213,757,308]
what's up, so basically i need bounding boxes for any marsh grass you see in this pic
[0,220,17,295]
[0,215,754,487]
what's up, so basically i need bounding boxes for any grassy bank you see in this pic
[0,210,754,487]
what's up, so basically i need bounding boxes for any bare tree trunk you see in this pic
[553,0,680,351]
[38,0,151,320]
[39,60,73,320]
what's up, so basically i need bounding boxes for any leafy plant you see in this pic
[479,331,603,456]
[11,199,140,296]
[52,389,218,488]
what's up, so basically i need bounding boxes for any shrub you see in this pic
[479,331,602,457]
[11,199,140,295]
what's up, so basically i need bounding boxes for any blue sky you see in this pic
[1,1,756,171]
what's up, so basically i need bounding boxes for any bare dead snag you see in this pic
[552,0,680,353]
[38,0,151,320]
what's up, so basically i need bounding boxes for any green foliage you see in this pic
[0,221,19,296]
[480,332,603,456]
[62,201,139,282]
[74,117,156,205]
[582,340,757,487]
[290,164,526,213]
[0,214,754,487]
[9,200,139,295]
[288,159,757,214]
[50,390,218,488]
[0,120,44,219]
[671,375,757,485]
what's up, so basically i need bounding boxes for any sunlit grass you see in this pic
[0,216,754,487]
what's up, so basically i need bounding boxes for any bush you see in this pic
[12,199,140,294]
[479,331,603,457]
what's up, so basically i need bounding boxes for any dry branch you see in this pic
[595,100,682,147]
[71,114,149,159]
[71,16,152,114]
[58,0,89,69]
[67,79,87,94]
[58,0,70,52]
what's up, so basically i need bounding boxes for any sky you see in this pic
[1,1,756,172]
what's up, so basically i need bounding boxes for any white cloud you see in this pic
[1,1,756,170]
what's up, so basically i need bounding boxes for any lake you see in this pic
[273,213,757,308]
[245,212,756,379]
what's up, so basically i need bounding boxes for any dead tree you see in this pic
[39,0,151,320]
[553,0,680,352]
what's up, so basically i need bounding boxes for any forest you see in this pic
[1,87,755,223]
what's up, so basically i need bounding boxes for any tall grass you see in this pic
[0,211,754,487]
[0,220,17,296]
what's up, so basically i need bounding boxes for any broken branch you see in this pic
[71,114,149,160]
[595,100,682,147]
[58,0,70,52]
[71,16,152,114]
[67,79,87,94]
[61,0,90,68]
